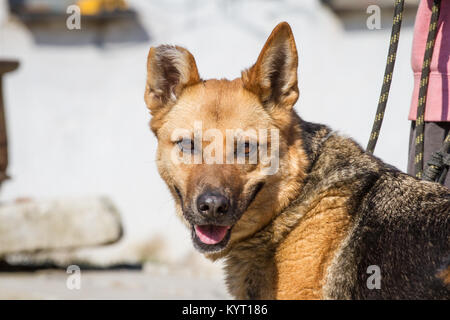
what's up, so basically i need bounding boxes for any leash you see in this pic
[414,0,442,179]
[366,0,405,154]
[366,0,449,184]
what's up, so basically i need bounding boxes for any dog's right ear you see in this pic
[145,45,201,116]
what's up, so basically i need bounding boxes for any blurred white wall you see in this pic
[0,0,416,260]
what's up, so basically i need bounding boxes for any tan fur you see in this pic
[438,267,450,286]
[275,190,352,299]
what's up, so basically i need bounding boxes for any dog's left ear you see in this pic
[242,22,299,111]
[145,45,201,116]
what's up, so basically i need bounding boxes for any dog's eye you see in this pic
[235,141,255,156]
[244,142,251,155]
[177,138,195,153]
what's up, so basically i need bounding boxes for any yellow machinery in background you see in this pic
[77,0,128,16]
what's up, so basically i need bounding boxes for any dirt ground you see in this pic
[0,267,231,300]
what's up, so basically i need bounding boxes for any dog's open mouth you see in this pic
[188,183,265,253]
[194,225,230,244]
[191,224,232,252]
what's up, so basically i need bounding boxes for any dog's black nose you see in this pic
[196,193,230,217]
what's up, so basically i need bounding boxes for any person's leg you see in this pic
[408,121,450,188]
[407,121,416,177]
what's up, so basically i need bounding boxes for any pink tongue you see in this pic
[195,225,230,245]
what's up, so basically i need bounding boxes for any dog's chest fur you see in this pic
[274,192,352,299]
[223,187,353,300]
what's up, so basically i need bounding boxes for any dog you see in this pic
[144,22,450,299]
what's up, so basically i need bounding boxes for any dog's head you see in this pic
[144,22,308,256]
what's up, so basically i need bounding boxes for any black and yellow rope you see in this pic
[414,0,441,179]
[366,0,448,184]
[366,0,405,154]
